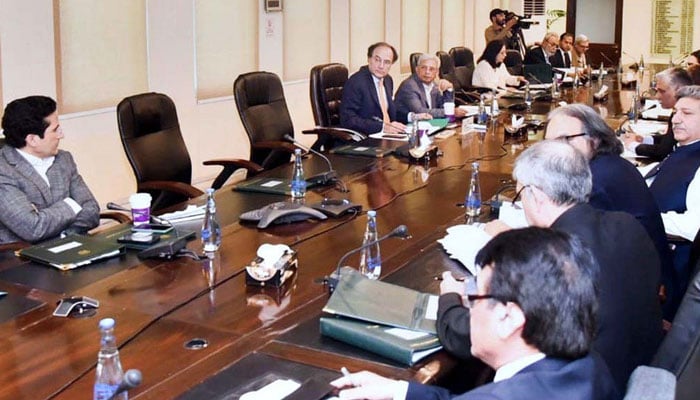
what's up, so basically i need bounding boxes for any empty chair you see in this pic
[306,63,364,151]
[449,46,475,70]
[117,92,261,212]
[504,49,524,75]
[233,72,298,170]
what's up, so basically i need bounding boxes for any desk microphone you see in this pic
[106,202,170,225]
[324,224,410,293]
[283,134,341,188]
[106,369,142,400]
[622,51,640,70]
[599,52,615,68]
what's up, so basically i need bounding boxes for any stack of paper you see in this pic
[437,224,492,276]
[159,204,206,223]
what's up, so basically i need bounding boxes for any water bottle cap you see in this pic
[206,188,215,195]
[472,161,480,169]
[294,148,302,155]
[367,210,376,217]
[99,318,115,330]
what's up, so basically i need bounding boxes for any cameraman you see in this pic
[485,8,517,44]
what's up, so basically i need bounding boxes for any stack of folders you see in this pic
[320,268,442,366]
[17,234,125,271]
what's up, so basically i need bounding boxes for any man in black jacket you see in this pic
[437,140,663,393]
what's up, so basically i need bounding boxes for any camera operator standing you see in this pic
[485,8,517,44]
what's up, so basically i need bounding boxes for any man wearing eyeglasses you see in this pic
[331,227,619,400]
[572,34,590,69]
[439,141,662,393]
[339,42,407,135]
[523,32,558,65]
[394,53,467,123]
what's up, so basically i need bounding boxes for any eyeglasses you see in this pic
[554,133,586,141]
[511,184,530,208]
[463,294,511,308]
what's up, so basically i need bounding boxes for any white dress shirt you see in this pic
[472,60,520,90]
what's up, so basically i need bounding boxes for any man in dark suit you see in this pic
[523,32,558,65]
[394,53,466,123]
[550,32,574,68]
[0,96,99,244]
[439,141,662,393]
[331,227,619,400]
[622,67,692,161]
[339,42,406,134]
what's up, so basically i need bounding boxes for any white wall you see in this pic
[1,0,698,208]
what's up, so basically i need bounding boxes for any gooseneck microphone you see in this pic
[283,134,346,191]
[106,369,142,400]
[599,52,615,67]
[325,224,411,293]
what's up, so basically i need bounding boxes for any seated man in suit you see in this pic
[646,85,700,308]
[0,96,99,244]
[332,227,619,400]
[545,104,675,317]
[339,42,406,134]
[572,34,590,69]
[622,67,692,161]
[523,32,558,65]
[394,53,467,123]
[439,141,662,393]
[550,32,574,68]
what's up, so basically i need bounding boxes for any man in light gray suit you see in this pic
[394,53,466,123]
[0,96,99,244]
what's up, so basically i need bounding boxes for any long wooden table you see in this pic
[0,74,648,399]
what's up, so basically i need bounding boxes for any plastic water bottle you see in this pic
[465,162,482,217]
[409,118,419,150]
[443,88,455,123]
[490,90,500,116]
[597,63,604,87]
[201,188,221,252]
[94,318,126,400]
[524,82,532,110]
[359,210,381,280]
[551,75,560,99]
[477,95,488,124]
[291,149,307,199]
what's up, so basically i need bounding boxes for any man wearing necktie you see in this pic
[550,33,574,68]
[340,42,406,134]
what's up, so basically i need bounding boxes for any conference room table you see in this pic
[0,71,650,399]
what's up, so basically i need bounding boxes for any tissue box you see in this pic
[245,250,298,287]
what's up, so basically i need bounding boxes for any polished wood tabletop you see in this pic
[0,73,650,399]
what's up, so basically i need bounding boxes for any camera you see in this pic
[503,10,539,30]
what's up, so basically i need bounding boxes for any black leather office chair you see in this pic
[117,92,262,212]
[305,63,364,151]
[651,252,700,400]
[449,47,475,70]
[505,49,524,75]
[410,52,422,75]
[437,51,488,103]
[234,72,298,170]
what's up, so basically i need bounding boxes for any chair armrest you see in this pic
[252,141,297,153]
[0,241,29,252]
[100,211,132,224]
[203,159,264,189]
[138,181,204,199]
[303,127,365,142]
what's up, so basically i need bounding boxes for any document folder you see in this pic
[17,234,125,271]
[233,177,319,196]
[320,317,442,366]
[330,144,393,158]
[322,268,437,334]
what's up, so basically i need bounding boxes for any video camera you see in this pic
[503,10,539,30]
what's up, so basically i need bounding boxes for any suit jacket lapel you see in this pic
[413,75,430,108]
[2,146,53,204]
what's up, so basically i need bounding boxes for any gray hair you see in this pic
[656,67,692,90]
[543,32,559,43]
[417,53,440,69]
[547,104,622,156]
[675,84,700,101]
[513,140,592,206]
[574,34,589,45]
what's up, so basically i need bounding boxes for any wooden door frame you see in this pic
[566,0,624,64]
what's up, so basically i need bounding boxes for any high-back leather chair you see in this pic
[505,49,524,75]
[306,64,364,151]
[410,52,422,75]
[449,47,475,70]
[118,92,261,211]
[234,72,297,170]
[437,51,488,103]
